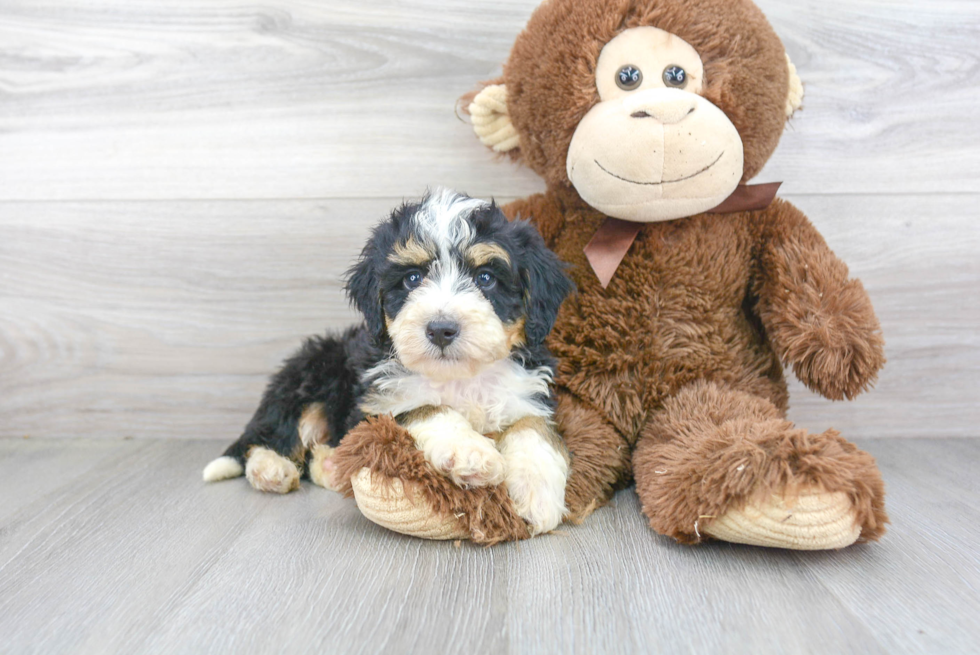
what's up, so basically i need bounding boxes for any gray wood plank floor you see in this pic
[0,437,977,654]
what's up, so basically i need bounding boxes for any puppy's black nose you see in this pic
[426,320,460,349]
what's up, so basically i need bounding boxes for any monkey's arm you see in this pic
[753,199,885,400]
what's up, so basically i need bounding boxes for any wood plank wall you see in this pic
[1,0,977,439]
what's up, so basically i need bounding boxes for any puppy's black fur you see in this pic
[213,191,573,478]
[220,327,377,463]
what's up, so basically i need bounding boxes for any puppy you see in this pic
[203,189,574,535]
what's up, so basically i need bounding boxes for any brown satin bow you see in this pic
[583,182,782,288]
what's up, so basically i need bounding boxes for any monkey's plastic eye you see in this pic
[663,65,687,88]
[616,65,643,91]
[403,271,423,290]
[475,271,496,290]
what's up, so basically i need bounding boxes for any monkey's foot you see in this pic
[633,381,888,549]
[702,487,860,550]
[349,469,468,540]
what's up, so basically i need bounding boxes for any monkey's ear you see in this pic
[465,82,522,154]
[785,54,804,118]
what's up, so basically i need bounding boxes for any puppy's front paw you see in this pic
[500,424,569,535]
[425,435,505,488]
[245,447,300,494]
[506,468,567,535]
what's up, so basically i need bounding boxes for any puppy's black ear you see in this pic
[512,220,574,346]
[344,235,387,340]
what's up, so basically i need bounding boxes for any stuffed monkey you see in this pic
[331,0,888,549]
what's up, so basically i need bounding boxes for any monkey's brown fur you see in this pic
[336,0,888,545]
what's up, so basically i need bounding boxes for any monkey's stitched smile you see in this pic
[594,150,725,186]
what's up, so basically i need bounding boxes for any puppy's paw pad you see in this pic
[245,447,300,494]
[429,439,505,488]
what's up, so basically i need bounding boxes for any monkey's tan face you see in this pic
[566,27,744,222]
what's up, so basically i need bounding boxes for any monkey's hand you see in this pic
[754,200,885,400]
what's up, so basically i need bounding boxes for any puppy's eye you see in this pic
[475,271,496,290]
[403,271,423,290]
[616,65,643,91]
[662,65,687,88]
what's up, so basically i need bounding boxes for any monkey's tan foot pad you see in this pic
[350,468,469,540]
[702,487,861,550]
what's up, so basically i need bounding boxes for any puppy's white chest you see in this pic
[361,359,553,434]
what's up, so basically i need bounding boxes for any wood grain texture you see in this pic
[2,2,977,652]
[2,194,977,440]
[0,438,141,522]
[0,437,977,654]
[0,0,978,200]
[783,193,980,438]
[793,438,980,654]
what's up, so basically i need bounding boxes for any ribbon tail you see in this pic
[708,182,782,213]
[583,217,642,288]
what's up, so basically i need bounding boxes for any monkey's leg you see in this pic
[633,380,888,549]
[553,390,634,524]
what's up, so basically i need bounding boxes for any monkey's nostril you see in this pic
[426,320,460,349]
[631,111,651,118]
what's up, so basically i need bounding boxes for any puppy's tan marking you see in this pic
[398,405,445,426]
[465,242,511,268]
[298,402,329,449]
[504,317,527,350]
[389,237,433,266]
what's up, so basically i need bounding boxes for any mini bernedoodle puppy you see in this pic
[204,189,575,534]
